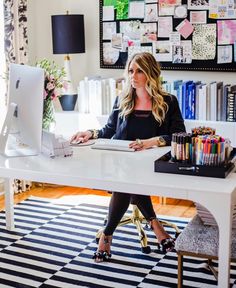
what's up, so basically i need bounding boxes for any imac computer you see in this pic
[0,63,44,157]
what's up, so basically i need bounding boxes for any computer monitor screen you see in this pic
[0,63,44,157]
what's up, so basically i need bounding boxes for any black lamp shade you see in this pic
[51,15,85,54]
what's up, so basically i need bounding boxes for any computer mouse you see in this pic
[70,139,82,145]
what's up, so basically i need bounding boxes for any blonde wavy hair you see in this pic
[119,52,169,125]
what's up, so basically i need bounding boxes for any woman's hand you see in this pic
[70,131,92,144]
[129,138,157,151]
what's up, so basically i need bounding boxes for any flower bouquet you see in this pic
[36,59,67,130]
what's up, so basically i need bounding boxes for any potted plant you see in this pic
[36,59,67,130]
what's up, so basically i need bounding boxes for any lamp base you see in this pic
[59,94,78,111]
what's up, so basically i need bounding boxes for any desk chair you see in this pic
[175,214,236,287]
[96,204,181,254]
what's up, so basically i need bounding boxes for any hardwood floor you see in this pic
[0,184,196,218]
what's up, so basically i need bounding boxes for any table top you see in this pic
[0,144,236,200]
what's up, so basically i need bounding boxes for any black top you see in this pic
[127,110,154,140]
[97,94,186,146]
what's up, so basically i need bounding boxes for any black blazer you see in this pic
[97,94,186,145]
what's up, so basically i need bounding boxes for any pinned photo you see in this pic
[217,45,233,63]
[128,45,153,59]
[158,16,173,38]
[103,43,119,65]
[169,32,181,45]
[153,41,172,62]
[120,21,141,40]
[111,33,123,50]
[174,5,188,18]
[103,6,115,21]
[159,0,181,16]
[218,20,236,45]
[140,23,157,43]
[144,3,158,22]
[128,1,145,19]
[103,22,117,40]
[176,19,194,39]
[192,23,216,60]
[187,0,209,10]
[172,41,192,64]
[190,11,207,24]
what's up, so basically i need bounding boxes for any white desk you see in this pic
[1,145,236,287]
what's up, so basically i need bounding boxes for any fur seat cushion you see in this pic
[175,214,236,257]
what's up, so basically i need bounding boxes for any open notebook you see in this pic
[91,139,135,152]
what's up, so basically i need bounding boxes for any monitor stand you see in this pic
[0,103,39,157]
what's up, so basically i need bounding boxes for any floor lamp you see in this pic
[51,14,85,111]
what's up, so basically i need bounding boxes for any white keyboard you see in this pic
[91,139,135,152]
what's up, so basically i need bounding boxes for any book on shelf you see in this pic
[206,84,211,121]
[187,82,196,119]
[78,76,118,116]
[226,85,236,122]
[172,80,183,113]
[222,84,231,122]
[198,83,207,121]
[194,81,202,120]
[209,81,217,121]
[182,80,193,119]
[216,82,223,121]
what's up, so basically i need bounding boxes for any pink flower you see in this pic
[36,59,67,102]
[49,75,55,81]
[50,92,56,100]
[46,82,55,91]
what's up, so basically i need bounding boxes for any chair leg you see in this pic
[132,205,151,253]
[160,219,181,238]
[134,218,151,254]
[134,219,148,246]
[95,216,133,243]
[178,253,183,288]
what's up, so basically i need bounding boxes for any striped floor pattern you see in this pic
[0,196,235,287]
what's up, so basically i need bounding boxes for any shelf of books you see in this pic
[163,80,236,123]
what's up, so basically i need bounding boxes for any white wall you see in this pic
[28,0,236,89]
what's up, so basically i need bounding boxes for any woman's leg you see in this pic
[103,192,131,235]
[94,192,131,262]
[132,195,173,244]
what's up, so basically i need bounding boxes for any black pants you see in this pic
[103,192,156,236]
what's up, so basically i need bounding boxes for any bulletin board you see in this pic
[99,0,236,72]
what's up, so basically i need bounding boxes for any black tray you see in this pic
[154,149,236,178]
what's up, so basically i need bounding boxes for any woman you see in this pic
[71,52,185,262]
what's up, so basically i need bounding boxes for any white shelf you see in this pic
[55,112,236,146]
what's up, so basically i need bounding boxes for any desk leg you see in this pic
[4,178,15,230]
[217,198,232,288]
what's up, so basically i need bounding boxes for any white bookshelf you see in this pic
[55,112,236,147]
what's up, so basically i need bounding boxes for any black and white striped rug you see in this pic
[0,196,235,288]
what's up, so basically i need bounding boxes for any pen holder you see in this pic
[154,148,236,178]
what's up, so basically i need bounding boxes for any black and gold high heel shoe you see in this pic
[149,218,175,254]
[157,238,175,254]
[93,234,112,263]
